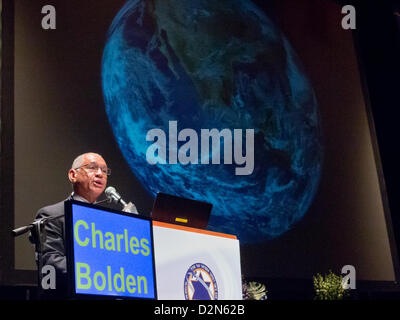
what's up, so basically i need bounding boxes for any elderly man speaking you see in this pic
[34,152,110,297]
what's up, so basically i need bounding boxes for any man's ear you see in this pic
[68,169,77,183]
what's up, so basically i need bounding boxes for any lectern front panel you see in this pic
[152,221,242,300]
[65,200,157,299]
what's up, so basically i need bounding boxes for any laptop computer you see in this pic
[151,192,212,229]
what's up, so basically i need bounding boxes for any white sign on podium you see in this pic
[152,221,242,300]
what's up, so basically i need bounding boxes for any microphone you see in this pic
[105,186,127,207]
[105,186,139,215]
[12,224,34,237]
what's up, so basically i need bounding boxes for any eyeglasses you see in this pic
[74,162,111,176]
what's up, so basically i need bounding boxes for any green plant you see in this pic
[313,270,349,300]
[242,279,268,300]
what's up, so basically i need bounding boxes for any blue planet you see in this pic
[101,0,323,243]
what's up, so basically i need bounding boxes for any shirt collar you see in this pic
[71,192,90,203]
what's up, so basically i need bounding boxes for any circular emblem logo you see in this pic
[184,263,218,300]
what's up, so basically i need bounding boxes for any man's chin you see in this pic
[91,187,105,199]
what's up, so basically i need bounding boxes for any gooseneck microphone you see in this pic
[104,186,139,215]
[105,186,127,207]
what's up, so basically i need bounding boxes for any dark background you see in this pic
[1,0,400,294]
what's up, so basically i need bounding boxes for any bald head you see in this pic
[71,152,103,170]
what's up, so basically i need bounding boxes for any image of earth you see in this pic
[101,0,323,243]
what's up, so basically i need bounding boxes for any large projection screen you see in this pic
[11,0,398,283]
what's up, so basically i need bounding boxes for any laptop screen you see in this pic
[151,193,212,229]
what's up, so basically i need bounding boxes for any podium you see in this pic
[153,221,242,300]
[63,200,242,300]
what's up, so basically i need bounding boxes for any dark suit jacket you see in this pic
[35,198,70,298]
[35,199,67,274]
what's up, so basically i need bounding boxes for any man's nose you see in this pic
[95,168,105,176]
